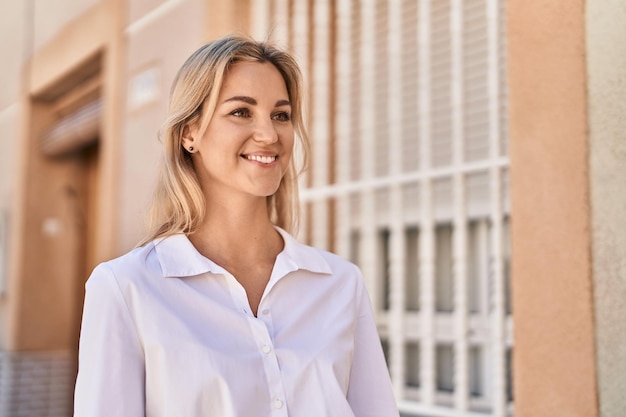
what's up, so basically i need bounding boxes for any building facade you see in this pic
[286,1,512,415]
[0,0,624,417]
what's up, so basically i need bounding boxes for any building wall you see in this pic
[508,0,599,416]
[0,1,28,109]
[31,0,102,51]
[120,0,209,251]
[586,1,626,416]
[0,0,28,349]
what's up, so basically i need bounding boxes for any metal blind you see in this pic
[253,1,512,415]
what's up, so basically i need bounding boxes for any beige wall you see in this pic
[0,107,19,205]
[586,1,626,416]
[32,0,102,50]
[0,0,27,211]
[0,1,26,109]
[119,0,208,251]
[0,106,18,349]
[129,0,167,24]
[508,0,599,416]
[0,0,27,349]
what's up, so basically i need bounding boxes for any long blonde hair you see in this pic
[140,35,310,245]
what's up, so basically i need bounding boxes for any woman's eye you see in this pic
[273,112,291,122]
[231,108,251,118]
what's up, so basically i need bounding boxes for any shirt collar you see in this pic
[274,226,333,276]
[153,227,332,278]
[153,234,224,278]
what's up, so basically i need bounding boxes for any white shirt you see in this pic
[74,227,399,417]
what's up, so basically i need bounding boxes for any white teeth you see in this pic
[246,155,277,164]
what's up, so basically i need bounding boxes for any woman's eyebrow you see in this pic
[223,96,257,105]
[223,96,291,108]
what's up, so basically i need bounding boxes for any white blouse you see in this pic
[74,228,399,417]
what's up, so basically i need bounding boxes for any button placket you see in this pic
[245,314,287,416]
[257,303,275,337]
[223,272,253,316]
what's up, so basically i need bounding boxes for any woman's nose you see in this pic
[252,118,278,144]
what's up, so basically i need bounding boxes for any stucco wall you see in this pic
[118,0,208,251]
[0,0,25,214]
[0,2,26,109]
[32,0,101,50]
[0,0,27,349]
[586,1,626,416]
[508,0,599,416]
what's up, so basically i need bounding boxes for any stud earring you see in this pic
[188,146,194,152]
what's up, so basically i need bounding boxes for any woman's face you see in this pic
[185,61,294,202]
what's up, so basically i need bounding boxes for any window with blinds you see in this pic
[253,0,512,416]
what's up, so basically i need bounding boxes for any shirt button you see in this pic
[262,345,272,354]
[273,399,283,409]
[262,309,270,315]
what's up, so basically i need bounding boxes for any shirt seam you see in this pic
[100,263,146,355]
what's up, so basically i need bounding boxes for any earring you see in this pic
[188,146,194,152]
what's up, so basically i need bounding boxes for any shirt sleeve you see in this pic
[74,264,146,417]
[347,272,400,417]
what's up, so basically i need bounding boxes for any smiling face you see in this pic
[184,61,295,204]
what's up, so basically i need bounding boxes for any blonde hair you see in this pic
[140,35,310,245]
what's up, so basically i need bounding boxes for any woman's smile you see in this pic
[242,153,279,165]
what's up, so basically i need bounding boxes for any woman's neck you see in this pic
[188,196,284,270]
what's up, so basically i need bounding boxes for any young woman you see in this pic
[74,35,398,417]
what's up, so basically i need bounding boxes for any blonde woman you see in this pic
[74,35,398,417]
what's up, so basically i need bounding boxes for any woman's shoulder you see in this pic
[288,237,363,280]
[317,247,361,274]
[278,227,362,277]
[87,241,161,286]
[293,243,370,305]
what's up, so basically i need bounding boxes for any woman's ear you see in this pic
[181,122,198,152]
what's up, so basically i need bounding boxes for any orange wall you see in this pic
[508,1,598,416]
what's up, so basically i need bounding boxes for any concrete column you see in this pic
[508,1,599,416]
[586,1,626,416]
